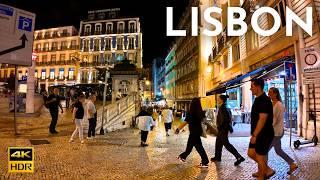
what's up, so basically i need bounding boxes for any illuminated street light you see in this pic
[206,66,212,73]
[146,80,150,85]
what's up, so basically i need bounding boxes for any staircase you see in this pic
[94,93,140,133]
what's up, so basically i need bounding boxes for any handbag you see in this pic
[201,119,207,138]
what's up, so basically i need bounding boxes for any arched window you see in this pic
[117,22,125,33]
[84,24,91,35]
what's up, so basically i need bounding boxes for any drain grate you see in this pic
[29,139,50,145]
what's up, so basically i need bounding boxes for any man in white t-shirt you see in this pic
[87,94,97,139]
[162,106,174,136]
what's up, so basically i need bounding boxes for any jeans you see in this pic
[179,134,209,164]
[269,135,294,164]
[215,130,242,159]
[88,118,97,137]
[141,130,149,143]
[70,119,83,141]
[49,109,59,133]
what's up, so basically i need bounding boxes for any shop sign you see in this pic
[284,62,296,81]
[301,45,320,74]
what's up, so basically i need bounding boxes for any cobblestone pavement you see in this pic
[0,109,320,179]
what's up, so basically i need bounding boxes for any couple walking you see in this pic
[175,96,244,168]
[69,94,97,144]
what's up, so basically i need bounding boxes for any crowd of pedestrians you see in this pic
[135,78,298,179]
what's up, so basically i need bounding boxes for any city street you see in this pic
[0,109,320,179]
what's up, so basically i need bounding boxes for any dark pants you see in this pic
[164,122,172,132]
[179,134,209,164]
[49,109,58,133]
[141,130,149,142]
[88,118,97,137]
[66,98,70,108]
[215,130,242,160]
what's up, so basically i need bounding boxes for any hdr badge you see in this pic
[8,147,34,173]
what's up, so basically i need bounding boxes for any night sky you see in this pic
[2,0,189,65]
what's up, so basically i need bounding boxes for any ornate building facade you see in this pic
[79,9,143,84]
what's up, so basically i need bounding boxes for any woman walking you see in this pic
[211,95,245,166]
[175,98,209,168]
[268,87,298,174]
[69,94,85,144]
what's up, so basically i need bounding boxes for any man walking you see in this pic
[247,79,275,179]
[87,94,97,139]
[46,88,63,134]
[162,106,174,136]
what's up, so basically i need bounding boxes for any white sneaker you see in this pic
[80,140,85,144]
[86,137,92,140]
[68,139,74,143]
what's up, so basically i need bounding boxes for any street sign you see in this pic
[300,45,320,74]
[284,62,296,81]
[0,4,35,66]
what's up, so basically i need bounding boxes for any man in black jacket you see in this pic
[211,95,245,166]
[46,88,63,134]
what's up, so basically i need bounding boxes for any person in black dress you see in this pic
[211,95,245,166]
[175,97,209,168]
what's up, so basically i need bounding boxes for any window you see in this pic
[35,70,38,78]
[105,38,111,50]
[69,53,75,60]
[50,69,55,79]
[18,71,22,80]
[271,0,286,28]
[118,22,124,33]
[52,31,58,38]
[59,68,64,79]
[94,39,100,51]
[61,41,67,50]
[116,54,124,61]
[62,29,68,36]
[52,42,58,51]
[36,33,42,39]
[60,54,65,61]
[95,24,102,34]
[93,55,99,63]
[41,69,46,79]
[106,23,113,34]
[42,55,47,62]
[129,22,136,33]
[246,28,259,53]
[232,42,240,62]
[117,37,123,50]
[44,43,49,51]
[129,37,134,49]
[51,55,56,62]
[68,68,75,80]
[84,25,91,35]
[84,39,89,51]
[44,32,50,38]
[35,43,41,51]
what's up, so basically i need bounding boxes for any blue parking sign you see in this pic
[18,16,32,32]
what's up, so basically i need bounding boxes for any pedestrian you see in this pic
[136,106,155,147]
[87,94,97,140]
[162,106,174,136]
[247,79,275,179]
[211,94,245,166]
[66,89,71,109]
[180,106,187,132]
[45,88,64,134]
[267,87,298,175]
[69,94,86,144]
[175,97,210,168]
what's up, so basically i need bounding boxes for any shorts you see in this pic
[249,133,273,155]
[164,122,172,131]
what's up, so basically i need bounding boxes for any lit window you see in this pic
[41,69,46,79]
[50,69,55,79]
[59,68,64,79]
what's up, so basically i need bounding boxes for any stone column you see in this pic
[26,60,35,113]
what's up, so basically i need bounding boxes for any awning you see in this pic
[206,56,294,96]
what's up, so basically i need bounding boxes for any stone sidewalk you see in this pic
[0,110,319,179]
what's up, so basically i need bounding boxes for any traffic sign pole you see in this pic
[14,65,18,135]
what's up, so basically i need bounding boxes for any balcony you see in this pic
[83,47,89,52]
[42,48,50,52]
[69,45,79,50]
[44,34,50,39]
[36,60,77,66]
[217,35,225,53]
[60,46,68,50]
[241,0,254,23]
[84,32,91,36]
[211,46,217,62]
[52,34,59,38]
[94,46,100,51]
[128,29,137,33]
[60,32,70,37]
[51,47,58,51]
[35,36,43,40]
[94,31,101,35]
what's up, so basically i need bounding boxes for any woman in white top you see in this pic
[268,87,298,174]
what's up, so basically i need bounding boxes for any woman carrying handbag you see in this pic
[175,97,210,168]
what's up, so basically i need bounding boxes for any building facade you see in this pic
[0,26,80,91]
[164,45,176,108]
[174,0,213,110]
[79,8,143,84]
[206,0,320,140]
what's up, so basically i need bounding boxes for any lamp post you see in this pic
[100,70,109,135]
